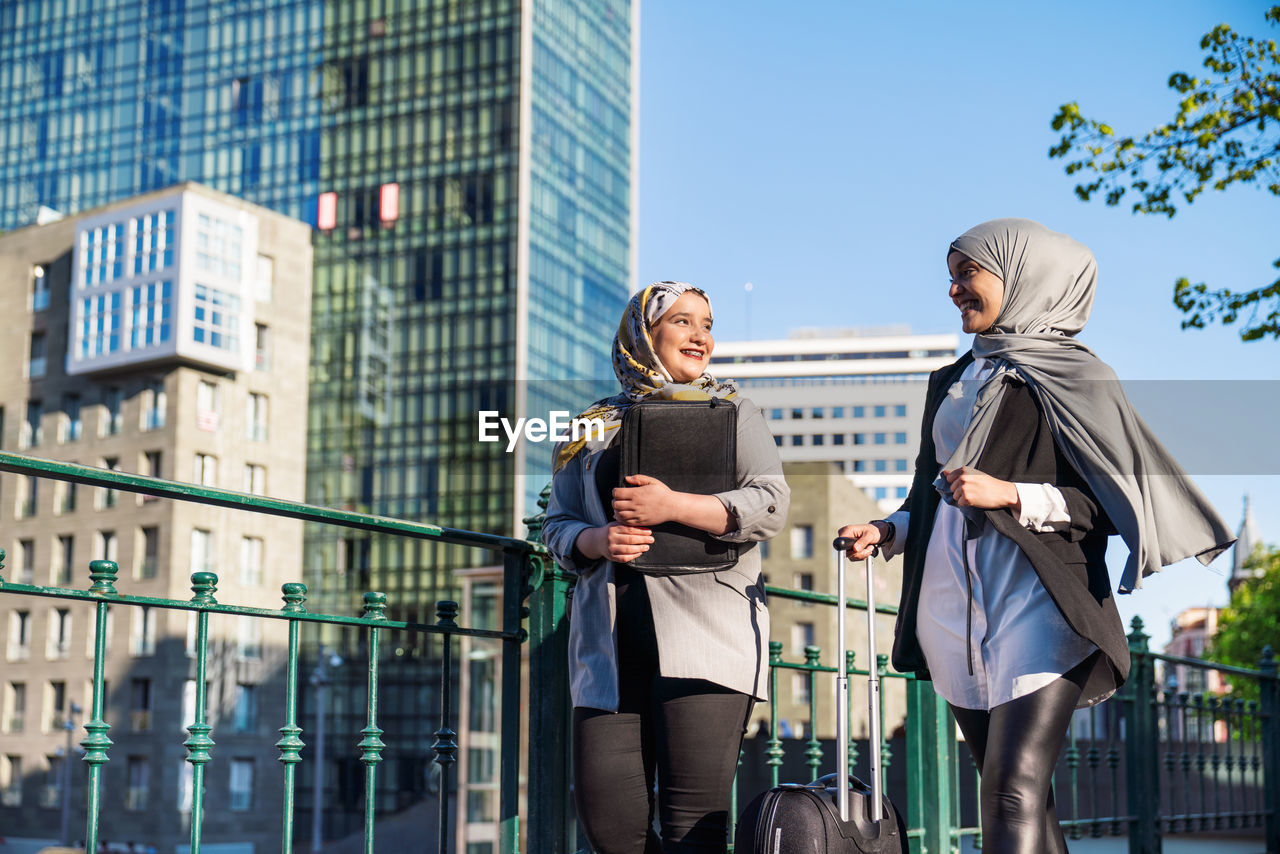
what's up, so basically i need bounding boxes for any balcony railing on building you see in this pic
[0,451,1275,854]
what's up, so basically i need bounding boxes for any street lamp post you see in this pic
[311,646,342,853]
[60,701,83,846]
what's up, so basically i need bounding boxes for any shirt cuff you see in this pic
[1015,483,1071,532]
[880,510,910,559]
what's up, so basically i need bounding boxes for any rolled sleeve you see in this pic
[1014,482,1071,533]
[712,398,790,544]
[879,509,910,559]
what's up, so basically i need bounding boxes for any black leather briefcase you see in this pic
[618,398,739,574]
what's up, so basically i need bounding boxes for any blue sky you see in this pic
[636,0,1279,648]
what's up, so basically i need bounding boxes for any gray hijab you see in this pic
[938,218,1234,592]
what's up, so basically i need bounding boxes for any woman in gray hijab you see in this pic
[838,218,1233,853]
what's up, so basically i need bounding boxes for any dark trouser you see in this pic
[949,651,1100,854]
[573,568,751,854]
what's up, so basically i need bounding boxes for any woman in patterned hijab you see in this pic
[553,280,737,473]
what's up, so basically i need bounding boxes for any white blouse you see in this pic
[881,358,1100,710]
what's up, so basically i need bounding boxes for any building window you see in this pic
[99,457,120,508]
[125,756,150,811]
[894,405,907,417]
[791,525,814,560]
[98,530,118,563]
[229,758,254,811]
[236,618,261,661]
[131,210,176,276]
[81,221,127,286]
[16,539,35,582]
[47,612,72,661]
[7,613,31,662]
[790,408,803,420]
[1,754,22,806]
[55,536,74,586]
[39,755,63,807]
[894,432,908,444]
[45,680,67,730]
[80,292,123,357]
[853,433,866,445]
[196,380,220,431]
[191,528,213,574]
[141,378,166,430]
[4,682,27,733]
[101,386,122,436]
[23,400,43,448]
[62,393,82,441]
[769,408,783,420]
[812,434,824,446]
[255,255,274,302]
[32,264,50,311]
[192,284,241,352]
[791,672,810,706]
[896,486,909,499]
[129,282,173,350]
[873,487,888,501]
[790,435,802,447]
[142,450,163,501]
[832,434,845,446]
[131,606,156,657]
[232,683,257,732]
[240,537,263,586]
[129,679,152,732]
[138,527,159,580]
[896,459,908,472]
[852,406,865,418]
[195,453,217,486]
[244,464,266,495]
[874,460,887,473]
[791,621,816,657]
[57,480,78,514]
[254,323,271,370]
[832,407,845,418]
[247,393,268,440]
[874,405,886,418]
[773,435,782,447]
[18,477,38,519]
[811,407,825,419]
[794,572,814,592]
[874,433,887,445]
[28,331,47,378]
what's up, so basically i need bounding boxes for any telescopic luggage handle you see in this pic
[831,537,883,823]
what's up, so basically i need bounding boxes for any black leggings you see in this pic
[948,652,1099,854]
[573,569,751,854]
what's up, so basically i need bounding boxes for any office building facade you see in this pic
[2,0,636,843]
[712,328,959,513]
[0,184,312,853]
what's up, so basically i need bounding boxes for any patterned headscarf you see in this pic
[553,281,738,472]
[938,218,1233,591]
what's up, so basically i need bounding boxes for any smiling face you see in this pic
[650,290,714,382]
[948,251,1005,334]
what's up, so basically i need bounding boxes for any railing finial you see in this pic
[436,599,460,627]
[362,591,388,620]
[89,560,119,595]
[523,483,552,543]
[281,582,308,613]
[190,572,218,605]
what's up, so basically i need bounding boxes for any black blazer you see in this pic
[892,353,1128,700]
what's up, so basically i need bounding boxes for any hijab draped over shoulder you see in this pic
[552,281,737,473]
[939,218,1234,592]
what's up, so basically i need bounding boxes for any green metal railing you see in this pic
[1,449,1276,854]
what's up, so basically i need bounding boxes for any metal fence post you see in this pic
[1125,617,1161,854]
[907,677,954,854]
[1259,646,1279,854]
[524,486,573,854]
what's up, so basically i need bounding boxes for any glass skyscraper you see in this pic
[2,0,634,840]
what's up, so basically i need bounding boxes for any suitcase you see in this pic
[734,538,909,854]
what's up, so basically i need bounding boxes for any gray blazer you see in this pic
[543,398,790,711]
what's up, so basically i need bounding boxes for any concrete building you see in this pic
[0,184,311,854]
[712,328,959,513]
[753,461,907,742]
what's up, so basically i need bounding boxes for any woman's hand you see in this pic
[576,522,654,563]
[612,474,677,526]
[836,523,886,561]
[941,467,1020,511]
